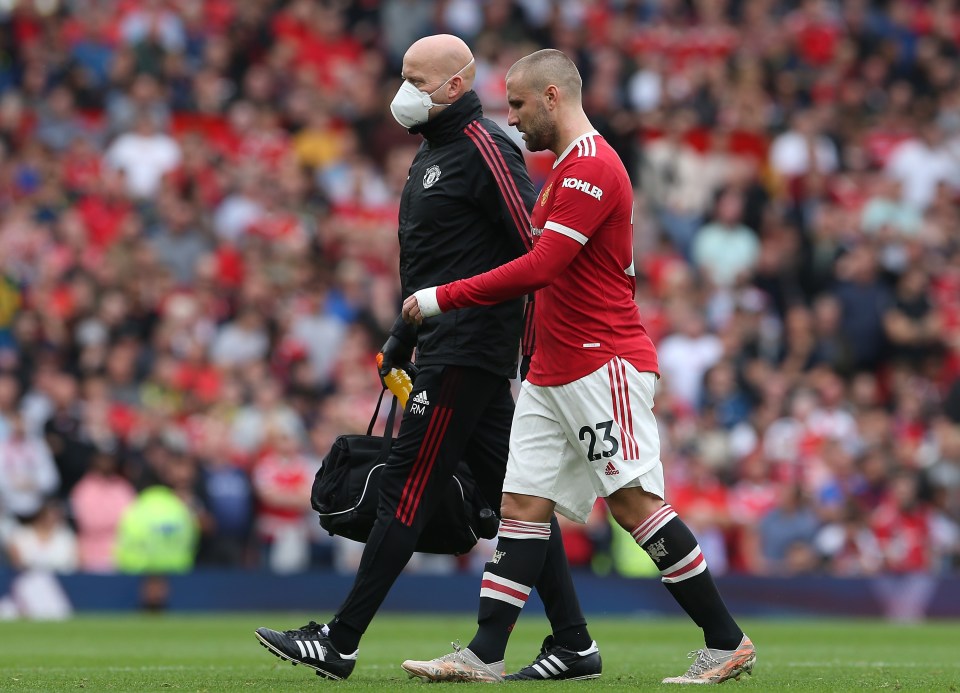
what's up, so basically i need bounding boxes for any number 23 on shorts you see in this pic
[578,419,619,461]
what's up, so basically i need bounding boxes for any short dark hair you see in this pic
[507,49,582,100]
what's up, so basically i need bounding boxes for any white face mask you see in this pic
[390,58,474,129]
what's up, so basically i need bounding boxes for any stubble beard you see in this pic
[522,107,556,153]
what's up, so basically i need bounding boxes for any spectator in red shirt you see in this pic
[871,470,935,573]
[251,430,315,573]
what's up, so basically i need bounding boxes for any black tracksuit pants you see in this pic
[333,364,514,635]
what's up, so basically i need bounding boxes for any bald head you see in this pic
[402,34,476,96]
[506,49,582,103]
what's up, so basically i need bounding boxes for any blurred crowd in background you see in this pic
[1,0,959,581]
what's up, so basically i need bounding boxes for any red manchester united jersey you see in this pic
[438,130,659,386]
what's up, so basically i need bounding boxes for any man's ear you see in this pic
[544,84,559,110]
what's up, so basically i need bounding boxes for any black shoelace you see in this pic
[284,621,325,638]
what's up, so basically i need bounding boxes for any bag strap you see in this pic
[366,387,388,435]
[367,387,400,455]
[380,396,399,456]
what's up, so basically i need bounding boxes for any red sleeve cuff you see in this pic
[437,283,457,312]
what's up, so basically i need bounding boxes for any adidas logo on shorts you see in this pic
[604,461,619,476]
[412,391,430,406]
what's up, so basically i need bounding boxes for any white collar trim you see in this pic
[553,130,600,169]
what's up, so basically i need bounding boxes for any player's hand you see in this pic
[401,295,422,324]
[402,287,441,325]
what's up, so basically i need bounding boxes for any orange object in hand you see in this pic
[376,353,412,407]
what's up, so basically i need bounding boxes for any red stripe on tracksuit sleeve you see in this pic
[464,122,532,251]
[463,123,537,360]
[521,298,536,357]
[443,124,541,366]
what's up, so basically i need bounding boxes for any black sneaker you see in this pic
[254,621,357,680]
[505,635,602,681]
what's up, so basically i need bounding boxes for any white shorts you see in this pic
[503,357,664,523]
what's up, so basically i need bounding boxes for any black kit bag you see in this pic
[310,388,500,555]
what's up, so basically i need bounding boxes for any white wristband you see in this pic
[414,287,442,317]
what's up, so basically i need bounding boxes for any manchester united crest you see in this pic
[540,182,553,206]
[645,538,668,563]
[423,165,441,188]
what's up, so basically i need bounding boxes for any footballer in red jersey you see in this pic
[401,49,755,687]
[427,127,658,387]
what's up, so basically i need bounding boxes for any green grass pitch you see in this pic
[1,613,958,691]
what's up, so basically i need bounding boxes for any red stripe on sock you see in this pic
[632,505,674,541]
[481,579,529,603]
[500,519,549,529]
[500,520,550,537]
[663,551,705,580]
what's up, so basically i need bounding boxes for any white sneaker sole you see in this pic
[401,660,501,683]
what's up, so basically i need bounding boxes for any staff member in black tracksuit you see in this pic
[255,34,594,680]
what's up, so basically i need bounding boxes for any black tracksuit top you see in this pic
[396,90,537,378]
